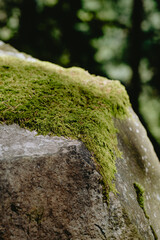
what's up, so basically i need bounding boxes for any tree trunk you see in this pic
[129,0,144,113]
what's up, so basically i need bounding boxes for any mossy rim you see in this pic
[0,56,130,195]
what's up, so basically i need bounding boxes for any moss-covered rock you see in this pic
[0,42,160,239]
[0,53,130,194]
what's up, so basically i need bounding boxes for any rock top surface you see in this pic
[0,124,81,160]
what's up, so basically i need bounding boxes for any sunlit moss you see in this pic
[0,56,130,196]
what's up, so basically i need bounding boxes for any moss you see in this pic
[150,225,158,240]
[133,182,149,219]
[26,207,44,225]
[0,56,130,195]
[133,183,158,239]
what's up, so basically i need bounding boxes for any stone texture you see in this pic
[0,41,160,239]
[114,108,160,239]
[0,124,108,240]
[1,111,159,239]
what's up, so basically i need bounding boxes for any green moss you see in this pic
[134,183,158,239]
[133,182,149,219]
[0,56,130,195]
[150,225,158,240]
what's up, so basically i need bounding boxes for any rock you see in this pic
[0,124,108,240]
[0,40,36,62]
[0,41,159,239]
[114,109,160,239]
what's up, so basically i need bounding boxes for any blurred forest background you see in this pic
[0,0,160,157]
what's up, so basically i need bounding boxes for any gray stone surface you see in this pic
[0,111,158,240]
[0,124,81,160]
[114,109,160,239]
[0,124,108,240]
